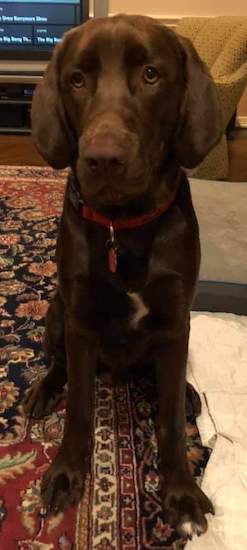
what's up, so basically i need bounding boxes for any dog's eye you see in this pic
[70,71,85,88]
[143,66,159,84]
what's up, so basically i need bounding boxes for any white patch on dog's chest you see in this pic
[127,291,149,329]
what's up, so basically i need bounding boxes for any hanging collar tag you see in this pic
[106,223,119,273]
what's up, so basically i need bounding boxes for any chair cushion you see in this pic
[177,16,247,72]
[176,17,247,180]
[210,21,247,78]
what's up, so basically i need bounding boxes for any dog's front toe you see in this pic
[163,477,214,539]
[41,453,85,513]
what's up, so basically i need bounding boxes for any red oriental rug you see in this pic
[0,166,211,550]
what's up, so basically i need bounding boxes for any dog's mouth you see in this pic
[82,182,147,208]
[76,165,150,207]
[102,187,125,202]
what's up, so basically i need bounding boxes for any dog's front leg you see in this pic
[41,319,97,513]
[156,322,214,539]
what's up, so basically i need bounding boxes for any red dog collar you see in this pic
[68,177,175,273]
[81,198,174,230]
[81,197,174,273]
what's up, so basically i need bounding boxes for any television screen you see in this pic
[0,0,88,57]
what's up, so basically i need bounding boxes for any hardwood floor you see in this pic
[0,130,246,181]
[0,134,46,166]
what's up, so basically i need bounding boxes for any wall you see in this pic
[108,0,247,18]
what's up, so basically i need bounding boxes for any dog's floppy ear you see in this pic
[174,35,222,169]
[31,36,76,169]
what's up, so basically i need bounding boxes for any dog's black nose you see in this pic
[84,134,127,176]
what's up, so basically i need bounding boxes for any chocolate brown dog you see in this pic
[23,15,221,538]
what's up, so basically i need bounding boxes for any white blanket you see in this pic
[187,312,247,550]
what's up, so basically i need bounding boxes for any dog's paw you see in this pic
[41,453,85,513]
[22,381,64,418]
[163,478,214,539]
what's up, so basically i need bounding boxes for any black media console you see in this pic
[0,80,36,134]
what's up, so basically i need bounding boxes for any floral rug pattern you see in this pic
[0,167,211,549]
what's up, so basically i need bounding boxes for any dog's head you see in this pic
[32,15,221,207]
